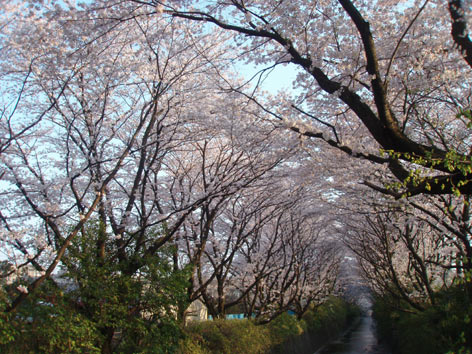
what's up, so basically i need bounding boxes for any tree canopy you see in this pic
[1,0,472,352]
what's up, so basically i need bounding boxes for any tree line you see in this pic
[1,0,472,352]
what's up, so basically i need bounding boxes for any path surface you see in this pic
[314,316,390,354]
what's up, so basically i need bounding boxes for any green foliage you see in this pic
[0,282,100,353]
[373,285,472,354]
[267,312,305,346]
[302,297,359,336]
[180,298,359,354]
[0,285,16,346]
[380,147,472,197]
[0,220,190,353]
[23,307,100,354]
[183,318,272,354]
[64,221,189,353]
[118,319,184,354]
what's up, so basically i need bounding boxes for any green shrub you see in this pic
[302,297,358,338]
[1,297,100,354]
[180,298,359,354]
[268,312,305,344]
[182,319,271,354]
[373,285,472,354]
[0,222,190,354]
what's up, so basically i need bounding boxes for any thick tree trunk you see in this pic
[101,327,115,354]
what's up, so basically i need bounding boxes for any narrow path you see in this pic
[314,316,390,354]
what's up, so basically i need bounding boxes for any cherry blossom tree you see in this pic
[344,191,472,311]
[0,0,244,317]
[1,4,332,352]
[0,4,425,348]
[180,184,281,319]
[224,186,341,323]
[161,130,287,316]
[131,0,472,198]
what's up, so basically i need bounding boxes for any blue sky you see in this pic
[237,62,301,93]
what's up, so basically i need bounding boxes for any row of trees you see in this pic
[130,0,472,350]
[344,192,471,307]
[2,0,472,352]
[341,190,472,351]
[0,2,341,352]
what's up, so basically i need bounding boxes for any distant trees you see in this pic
[180,183,340,322]
[233,193,340,323]
[346,193,472,307]
[342,193,472,352]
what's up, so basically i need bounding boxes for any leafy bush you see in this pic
[0,222,190,353]
[183,319,272,354]
[373,285,472,354]
[303,297,359,338]
[0,289,100,354]
[268,312,306,346]
[180,298,359,354]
